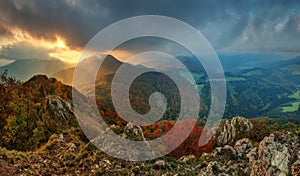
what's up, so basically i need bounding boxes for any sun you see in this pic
[56,38,66,48]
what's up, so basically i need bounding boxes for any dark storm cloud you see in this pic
[0,0,299,52]
[0,0,92,48]
[0,0,221,48]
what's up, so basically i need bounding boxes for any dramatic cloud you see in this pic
[0,0,299,63]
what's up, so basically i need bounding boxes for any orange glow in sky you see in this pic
[56,38,67,48]
[0,27,82,64]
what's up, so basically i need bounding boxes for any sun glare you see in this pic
[0,28,81,64]
[56,38,66,48]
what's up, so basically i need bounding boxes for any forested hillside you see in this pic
[0,71,80,151]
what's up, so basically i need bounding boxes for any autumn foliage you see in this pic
[0,72,77,151]
[163,120,215,157]
[142,119,215,157]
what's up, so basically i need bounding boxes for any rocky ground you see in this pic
[0,117,299,176]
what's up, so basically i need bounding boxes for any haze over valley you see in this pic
[0,0,299,175]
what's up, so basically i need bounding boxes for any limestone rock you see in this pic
[291,150,300,176]
[178,155,196,163]
[216,116,253,146]
[248,132,300,176]
[198,161,219,176]
[47,95,74,121]
[91,122,156,161]
[246,147,258,163]
[124,122,145,141]
[234,138,253,157]
[68,143,77,152]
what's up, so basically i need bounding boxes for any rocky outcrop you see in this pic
[216,116,253,146]
[291,150,300,176]
[198,161,221,176]
[234,138,253,157]
[199,129,300,176]
[46,95,74,121]
[91,122,156,161]
[0,127,299,175]
[122,122,147,141]
[247,132,300,176]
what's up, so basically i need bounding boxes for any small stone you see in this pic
[178,155,196,162]
[132,166,140,173]
[103,159,111,165]
[291,165,300,176]
[68,143,77,152]
[59,133,64,141]
[115,164,122,170]
[153,160,165,170]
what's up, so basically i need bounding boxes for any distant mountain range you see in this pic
[53,55,122,85]
[1,53,299,118]
[54,55,207,87]
[0,59,71,81]
[218,53,288,72]
[0,53,291,83]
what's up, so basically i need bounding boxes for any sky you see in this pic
[0,0,300,65]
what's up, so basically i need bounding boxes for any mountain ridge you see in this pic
[53,55,123,85]
[0,59,71,81]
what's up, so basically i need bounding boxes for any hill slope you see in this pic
[53,55,122,85]
[0,59,71,81]
[0,73,80,151]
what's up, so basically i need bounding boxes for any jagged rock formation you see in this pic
[47,95,74,119]
[216,116,253,146]
[247,132,300,176]
[44,95,78,129]
[291,151,300,175]
[91,122,156,161]
[234,138,253,157]
[197,131,300,176]
[122,122,147,141]
[197,117,299,176]
[0,119,299,175]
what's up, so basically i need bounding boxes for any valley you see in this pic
[0,54,299,175]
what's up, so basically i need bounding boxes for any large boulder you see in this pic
[216,116,253,146]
